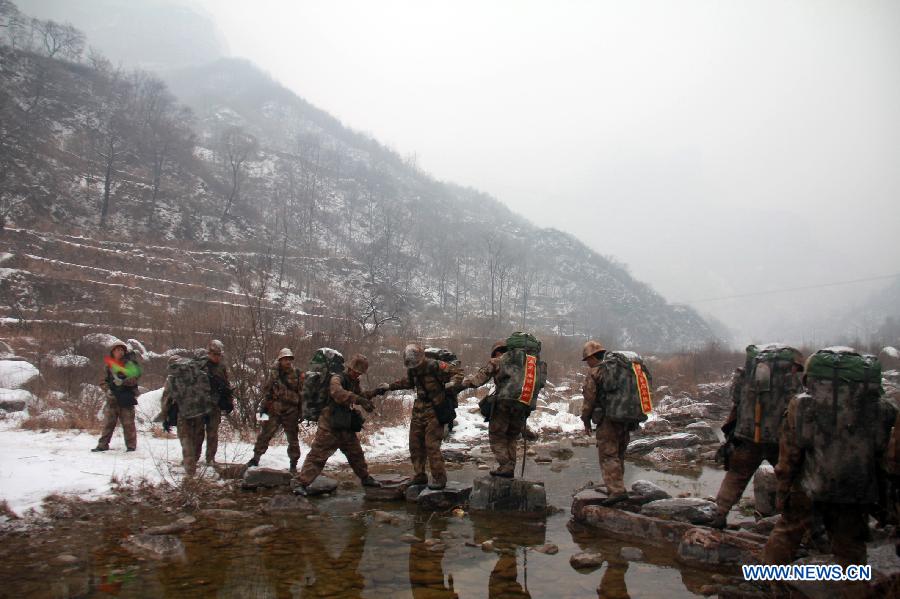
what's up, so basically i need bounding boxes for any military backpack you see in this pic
[166,349,213,420]
[793,347,895,503]
[301,348,345,422]
[495,332,547,418]
[594,351,653,424]
[734,343,803,444]
[411,348,461,426]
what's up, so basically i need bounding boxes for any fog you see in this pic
[24,0,900,345]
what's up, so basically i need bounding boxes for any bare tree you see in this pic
[31,19,84,61]
[219,126,257,220]
[352,291,401,338]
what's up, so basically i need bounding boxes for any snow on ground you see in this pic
[883,347,900,359]
[0,386,583,516]
[0,360,39,388]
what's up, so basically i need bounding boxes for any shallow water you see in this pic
[2,446,733,598]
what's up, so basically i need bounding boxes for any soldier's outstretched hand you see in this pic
[358,396,375,412]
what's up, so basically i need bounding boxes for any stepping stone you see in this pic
[364,474,411,501]
[469,476,547,515]
[242,467,291,490]
[416,481,472,511]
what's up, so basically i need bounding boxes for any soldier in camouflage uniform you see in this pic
[763,350,896,565]
[93,339,141,452]
[580,340,632,504]
[201,340,233,464]
[294,354,386,495]
[248,348,304,473]
[388,343,463,489]
[710,347,804,529]
[463,340,527,477]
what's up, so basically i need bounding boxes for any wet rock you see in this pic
[371,510,401,525]
[640,418,672,435]
[570,552,605,569]
[364,474,411,501]
[575,504,695,546]
[197,509,249,520]
[626,433,701,455]
[416,482,472,511]
[53,554,79,565]
[306,475,339,496]
[548,438,574,459]
[572,488,609,514]
[550,463,566,473]
[247,524,277,537]
[405,484,427,502]
[534,543,559,555]
[630,480,671,503]
[144,515,195,535]
[214,498,238,509]
[571,437,594,447]
[212,462,247,480]
[641,498,717,525]
[620,547,644,561]
[525,448,537,456]
[752,465,777,517]
[399,534,420,543]
[242,467,291,490]
[676,528,763,567]
[685,421,720,444]
[261,494,317,516]
[481,539,495,551]
[641,446,701,471]
[534,455,553,464]
[469,476,547,514]
[477,463,490,470]
[123,534,186,561]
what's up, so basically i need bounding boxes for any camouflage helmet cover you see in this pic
[491,340,508,357]
[208,339,225,355]
[277,347,294,360]
[404,343,425,368]
[348,354,369,374]
[108,338,128,355]
[582,340,606,361]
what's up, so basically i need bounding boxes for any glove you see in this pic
[358,397,375,413]
[375,383,390,395]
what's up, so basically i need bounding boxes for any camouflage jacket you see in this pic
[463,356,502,389]
[776,380,896,504]
[580,366,604,421]
[389,358,462,415]
[206,360,232,406]
[104,350,141,407]
[262,365,304,414]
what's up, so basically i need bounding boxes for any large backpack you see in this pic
[423,347,461,427]
[166,349,213,420]
[597,351,653,424]
[734,344,803,444]
[301,348,345,422]
[793,347,895,503]
[495,332,548,418]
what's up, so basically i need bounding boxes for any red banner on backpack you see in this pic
[519,354,538,406]
[632,362,652,414]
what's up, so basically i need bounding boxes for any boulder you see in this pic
[570,552,605,570]
[641,446,701,471]
[416,482,472,511]
[676,527,763,567]
[363,474,411,501]
[575,503,695,546]
[640,418,672,435]
[684,421,720,444]
[144,515,196,535]
[534,543,559,555]
[306,476,339,497]
[548,438,574,459]
[247,524,277,537]
[405,484,428,502]
[572,488,609,515]
[468,476,547,515]
[0,360,39,389]
[212,463,247,480]
[630,480,671,503]
[0,388,33,412]
[122,534,186,561]
[262,494,317,516]
[752,465,777,517]
[626,433,701,455]
[640,498,717,525]
[242,467,291,490]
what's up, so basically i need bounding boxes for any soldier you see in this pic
[247,348,304,473]
[93,339,141,452]
[388,343,463,490]
[463,340,527,477]
[763,348,896,565]
[294,354,385,495]
[710,345,804,529]
[580,339,632,504]
[201,339,233,465]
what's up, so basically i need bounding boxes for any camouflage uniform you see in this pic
[464,356,524,476]
[582,365,630,496]
[763,379,896,565]
[390,359,463,487]
[202,359,231,463]
[297,373,374,486]
[713,366,803,521]
[251,364,304,469]
[95,349,141,451]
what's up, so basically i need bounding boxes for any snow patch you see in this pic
[0,360,39,388]
[882,347,900,359]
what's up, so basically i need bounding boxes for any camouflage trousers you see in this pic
[97,400,137,450]
[409,409,446,485]
[596,418,631,495]
[714,440,779,515]
[764,489,869,566]
[252,406,301,465]
[203,406,221,463]
[488,403,526,475]
[177,414,206,475]
[297,423,369,486]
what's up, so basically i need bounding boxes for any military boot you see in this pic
[91,446,109,452]
[602,492,629,507]
[709,509,728,530]
[246,456,260,468]
[361,475,381,488]
[293,484,308,497]
[411,474,428,486]
[490,465,514,478]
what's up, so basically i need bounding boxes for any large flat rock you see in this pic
[415,482,472,511]
[363,474,411,501]
[469,476,547,515]
[630,480,671,503]
[640,498,717,525]
[676,527,764,567]
[242,467,291,490]
[574,503,695,547]
[626,433,701,455]
[305,475,339,497]
[212,462,247,480]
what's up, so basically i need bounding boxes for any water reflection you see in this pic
[409,516,458,598]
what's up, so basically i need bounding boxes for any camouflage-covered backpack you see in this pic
[596,351,653,424]
[793,347,895,503]
[301,348,345,422]
[166,349,213,420]
[495,332,547,418]
[424,347,461,427]
[734,344,804,444]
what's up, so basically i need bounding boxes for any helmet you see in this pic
[348,354,369,374]
[277,347,294,360]
[582,340,606,361]
[404,343,425,368]
[108,338,127,355]
[208,339,225,355]
[490,340,508,358]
